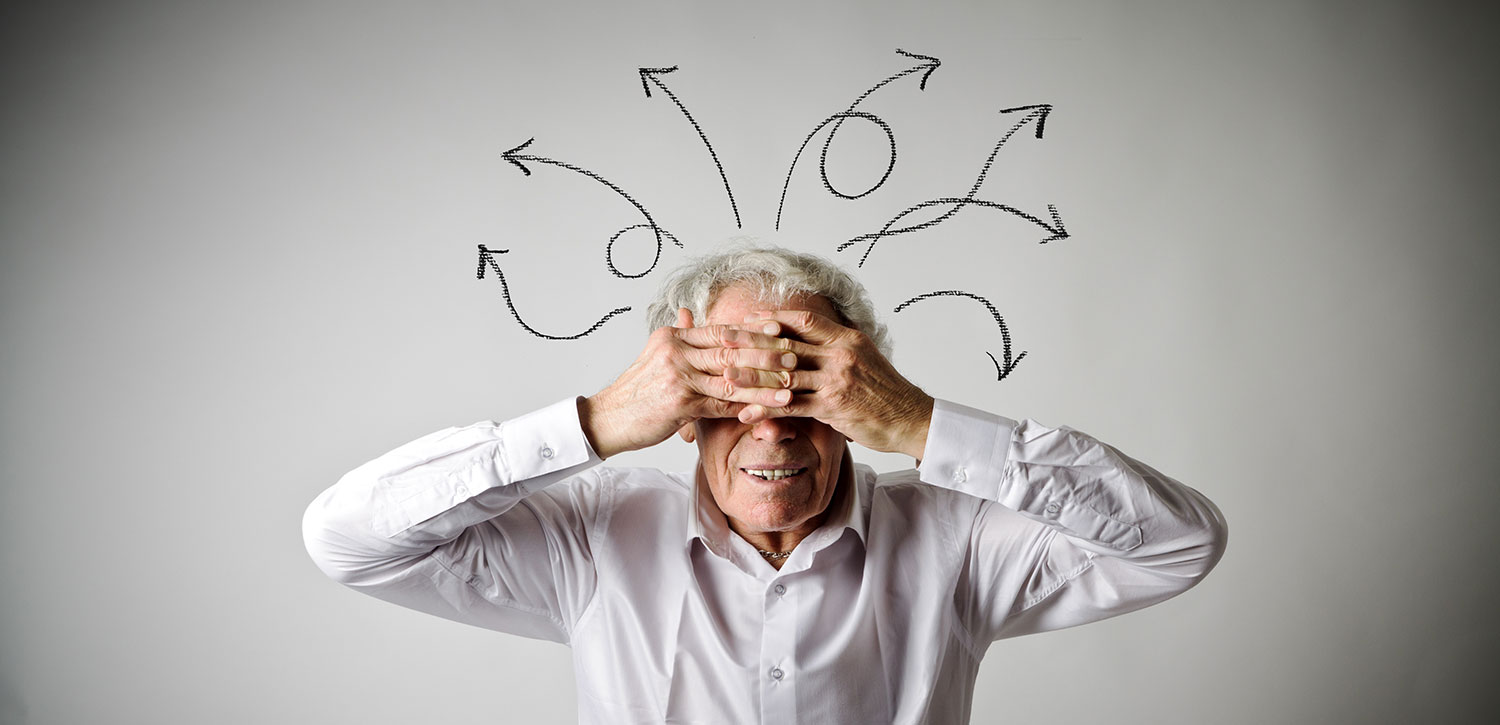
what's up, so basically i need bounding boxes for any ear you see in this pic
[677,424,697,443]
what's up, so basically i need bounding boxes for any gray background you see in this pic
[3,1,1497,723]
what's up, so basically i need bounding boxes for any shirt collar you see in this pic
[687,445,867,560]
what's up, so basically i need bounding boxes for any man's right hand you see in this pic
[577,308,798,459]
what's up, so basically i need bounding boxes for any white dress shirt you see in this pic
[303,398,1226,724]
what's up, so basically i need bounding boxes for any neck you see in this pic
[734,522,820,560]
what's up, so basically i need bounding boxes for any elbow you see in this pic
[301,493,379,587]
[1181,503,1229,588]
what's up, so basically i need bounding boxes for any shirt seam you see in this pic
[1021,543,1097,611]
[428,547,571,638]
[570,468,615,636]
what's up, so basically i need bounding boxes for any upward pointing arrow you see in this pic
[638,65,742,228]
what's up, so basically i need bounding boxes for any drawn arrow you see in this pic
[839,198,1067,266]
[775,49,941,229]
[836,104,1060,265]
[502,137,682,278]
[893,290,1026,381]
[639,66,742,228]
[476,245,631,340]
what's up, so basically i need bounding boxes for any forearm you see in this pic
[302,397,602,586]
[919,399,1227,573]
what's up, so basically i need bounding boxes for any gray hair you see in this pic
[646,244,891,356]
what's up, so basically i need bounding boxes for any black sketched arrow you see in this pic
[639,66,742,228]
[775,49,941,229]
[840,198,1067,266]
[502,137,682,279]
[893,290,1027,381]
[838,104,1063,266]
[475,245,631,340]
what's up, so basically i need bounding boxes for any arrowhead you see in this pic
[638,66,678,97]
[501,138,535,176]
[1042,204,1068,243]
[895,49,941,90]
[475,245,509,279]
[998,104,1053,138]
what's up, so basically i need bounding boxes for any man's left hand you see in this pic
[725,310,933,460]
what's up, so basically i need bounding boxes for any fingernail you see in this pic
[775,389,791,404]
[762,323,779,335]
[781,353,796,369]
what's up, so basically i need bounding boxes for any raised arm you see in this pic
[303,313,800,638]
[725,308,1228,642]
[920,400,1227,642]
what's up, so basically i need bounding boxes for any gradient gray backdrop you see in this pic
[3,1,1497,723]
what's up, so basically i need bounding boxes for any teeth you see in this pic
[745,469,803,480]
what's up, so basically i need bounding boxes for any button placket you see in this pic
[760,573,796,718]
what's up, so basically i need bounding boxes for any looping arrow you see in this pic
[639,66,742,228]
[502,137,681,278]
[606,224,683,279]
[837,104,1063,266]
[775,49,941,229]
[476,245,631,340]
[893,290,1026,381]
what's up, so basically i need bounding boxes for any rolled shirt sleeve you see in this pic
[918,399,1228,642]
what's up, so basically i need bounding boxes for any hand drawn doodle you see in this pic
[481,51,1070,377]
[502,137,683,279]
[639,66,742,228]
[893,290,1027,381]
[476,245,632,340]
[774,49,941,229]
[839,104,1068,267]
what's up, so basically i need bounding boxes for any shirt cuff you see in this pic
[916,399,1018,500]
[496,396,600,492]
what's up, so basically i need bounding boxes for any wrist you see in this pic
[901,394,934,461]
[577,394,624,459]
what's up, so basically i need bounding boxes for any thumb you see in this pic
[675,307,694,329]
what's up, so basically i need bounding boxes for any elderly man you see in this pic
[303,245,1227,724]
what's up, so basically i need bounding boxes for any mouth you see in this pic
[740,467,809,482]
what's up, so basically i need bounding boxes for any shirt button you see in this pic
[539,445,555,460]
[1044,501,1062,516]
[952,467,968,484]
[773,584,786,597]
[769,667,784,681]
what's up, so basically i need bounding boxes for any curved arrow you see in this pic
[839,198,1067,266]
[775,49,940,229]
[503,138,682,278]
[639,66,741,228]
[476,245,631,340]
[893,290,1026,381]
[837,104,1056,265]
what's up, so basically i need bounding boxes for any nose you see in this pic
[750,417,797,443]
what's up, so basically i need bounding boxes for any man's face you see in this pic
[694,284,847,537]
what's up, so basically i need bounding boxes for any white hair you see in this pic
[645,243,891,356]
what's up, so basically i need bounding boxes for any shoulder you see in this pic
[866,465,986,527]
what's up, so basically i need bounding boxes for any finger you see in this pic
[736,396,818,424]
[675,307,693,329]
[674,324,814,357]
[724,365,811,391]
[745,309,848,345]
[687,372,794,409]
[684,347,797,376]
